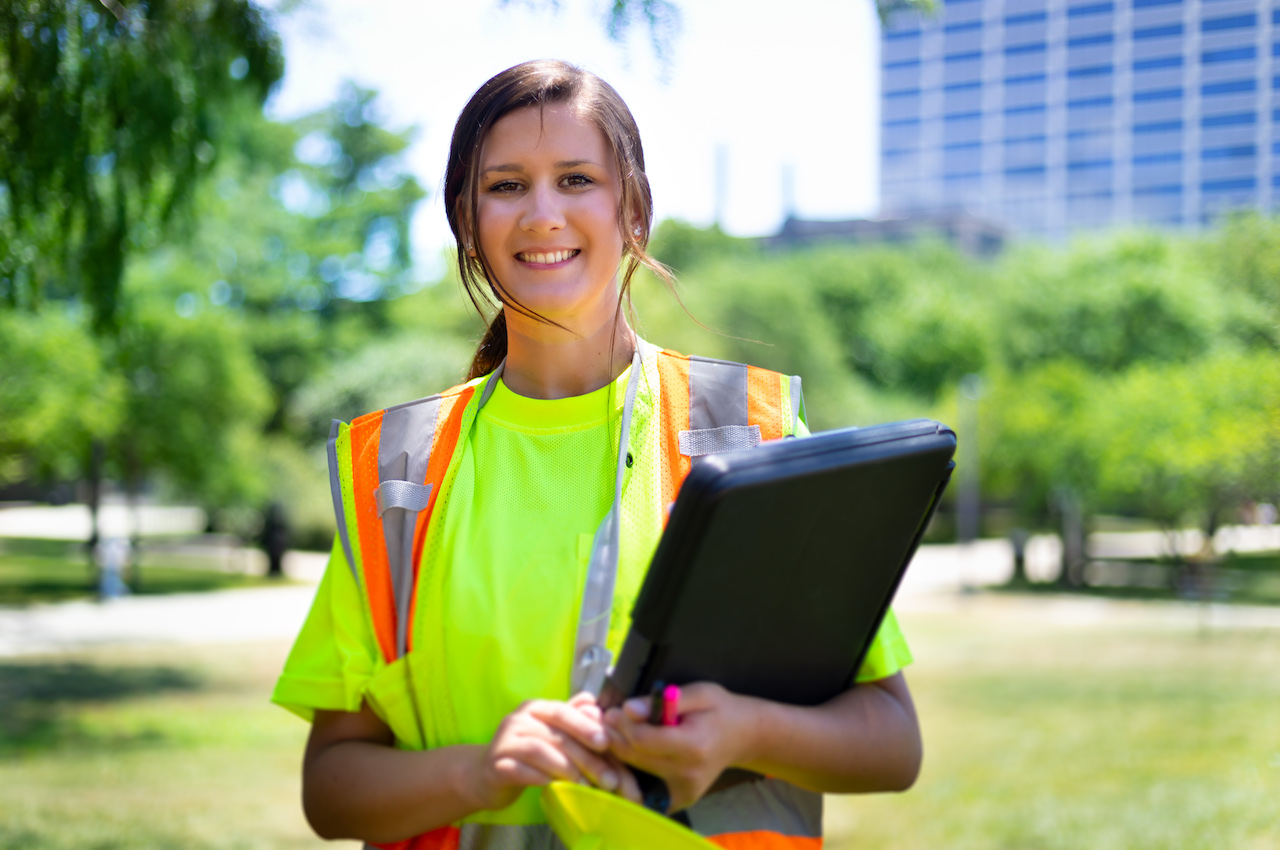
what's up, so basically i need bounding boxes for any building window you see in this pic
[1005,42,1048,56]
[883,117,922,128]
[1069,95,1114,109]
[884,148,918,160]
[945,110,983,122]
[1201,145,1256,160]
[1201,14,1256,33]
[1005,104,1047,116]
[944,80,982,92]
[885,28,921,41]
[1068,64,1113,78]
[944,20,982,33]
[1133,88,1182,102]
[1133,152,1183,165]
[945,141,982,151]
[1202,177,1257,192]
[1068,33,1113,48]
[1134,184,1183,196]
[1134,23,1183,39]
[944,171,982,182]
[1134,119,1183,133]
[1006,134,1049,144]
[885,87,923,99]
[1202,79,1256,97]
[1005,11,1048,25]
[1005,72,1048,85]
[1005,165,1047,177]
[1068,159,1112,171]
[883,58,921,70]
[1067,2,1113,17]
[1134,56,1182,71]
[1201,46,1255,64]
[1133,0,1180,8]
[946,50,983,63]
[1202,112,1256,128]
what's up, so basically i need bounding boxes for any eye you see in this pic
[486,179,522,194]
[562,173,594,188]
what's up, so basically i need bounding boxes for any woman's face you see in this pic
[475,103,627,334]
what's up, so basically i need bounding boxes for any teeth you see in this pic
[520,250,576,264]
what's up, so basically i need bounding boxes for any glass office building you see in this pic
[880,0,1277,237]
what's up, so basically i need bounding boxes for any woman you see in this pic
[273,59,921,850]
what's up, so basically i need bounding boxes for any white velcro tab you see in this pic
[374,480,433,517]
[678,424,762,457]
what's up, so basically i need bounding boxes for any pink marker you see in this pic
[661,684,680,726]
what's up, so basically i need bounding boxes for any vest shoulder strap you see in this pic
[327,380,480,664]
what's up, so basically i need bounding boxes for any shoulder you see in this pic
[346,373,490,430]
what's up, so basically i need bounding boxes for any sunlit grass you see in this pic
[827,603,1280,850]
[1,601,1277,848]
[0,541,286,606]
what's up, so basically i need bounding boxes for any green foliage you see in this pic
[0,309,124,483]
[0,0,283,332]
[113,303,272,506]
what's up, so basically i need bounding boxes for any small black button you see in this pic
[626,452,634,468]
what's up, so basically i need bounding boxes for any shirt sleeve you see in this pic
[271,537,380,721]
[794,408,913,683]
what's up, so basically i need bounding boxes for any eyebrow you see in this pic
[481,159,598,175]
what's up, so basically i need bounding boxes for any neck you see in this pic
[501,310,636,400]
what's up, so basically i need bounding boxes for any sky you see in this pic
[268,0,882,276]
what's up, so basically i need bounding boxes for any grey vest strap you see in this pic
[678,423,761,457]
[571,345,644,696]
[375,480,433,516]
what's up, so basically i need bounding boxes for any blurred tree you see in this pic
[0,310,125,486]
[0,0,283,333]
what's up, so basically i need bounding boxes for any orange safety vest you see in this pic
[327,346,820,850]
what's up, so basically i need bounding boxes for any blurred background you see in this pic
[1,0,1278,848]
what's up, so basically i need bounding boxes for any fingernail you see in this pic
[593,730,608,748]
[624,698,646,715]
[601,770,618,791]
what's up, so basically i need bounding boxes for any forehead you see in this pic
[480,103,613,168]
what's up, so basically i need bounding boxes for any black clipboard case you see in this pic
[600,418,956,710]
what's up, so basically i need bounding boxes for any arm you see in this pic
[303,694,638,843]
[603,672,921,812]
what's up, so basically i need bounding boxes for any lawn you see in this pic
[0,598,1277,848]
[826,601,1280,849]
[0,538,286,606]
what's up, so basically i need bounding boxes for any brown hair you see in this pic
[443,59,674,379]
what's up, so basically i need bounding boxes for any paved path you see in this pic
[3,543,1279,657]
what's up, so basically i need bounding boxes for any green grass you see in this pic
[0,545,286,606]
[0,641,349,850]
[826,603,1280,849]
[1,601,1277,848]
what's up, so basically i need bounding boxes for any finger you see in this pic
[528,700,609,752]
[550,728,623,793]
[491,755,555,790]
[622,695,652,722]
[511,734,589,785]
[609,758,642,804]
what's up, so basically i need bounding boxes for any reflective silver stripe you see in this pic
[327,419,359,589]
[688,356,749,431]
[374,480,434,516]
[790,375,804,432]
[686,777,823,839]
[377,396,443,659]
[457,822,564,850]
[678,424,761,457]
[572,347,643,696]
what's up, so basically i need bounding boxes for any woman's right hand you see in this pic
[467,692,641,812]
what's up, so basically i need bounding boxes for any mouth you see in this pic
[516,249,580,266]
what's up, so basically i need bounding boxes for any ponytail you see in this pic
[467,308,508,380]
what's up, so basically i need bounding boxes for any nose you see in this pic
[520,182,566,233]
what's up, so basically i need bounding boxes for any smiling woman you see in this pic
[272,59,922,850]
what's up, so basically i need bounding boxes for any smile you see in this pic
[516,249,580,266]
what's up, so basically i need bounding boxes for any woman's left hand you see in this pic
[602,682,760,812]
